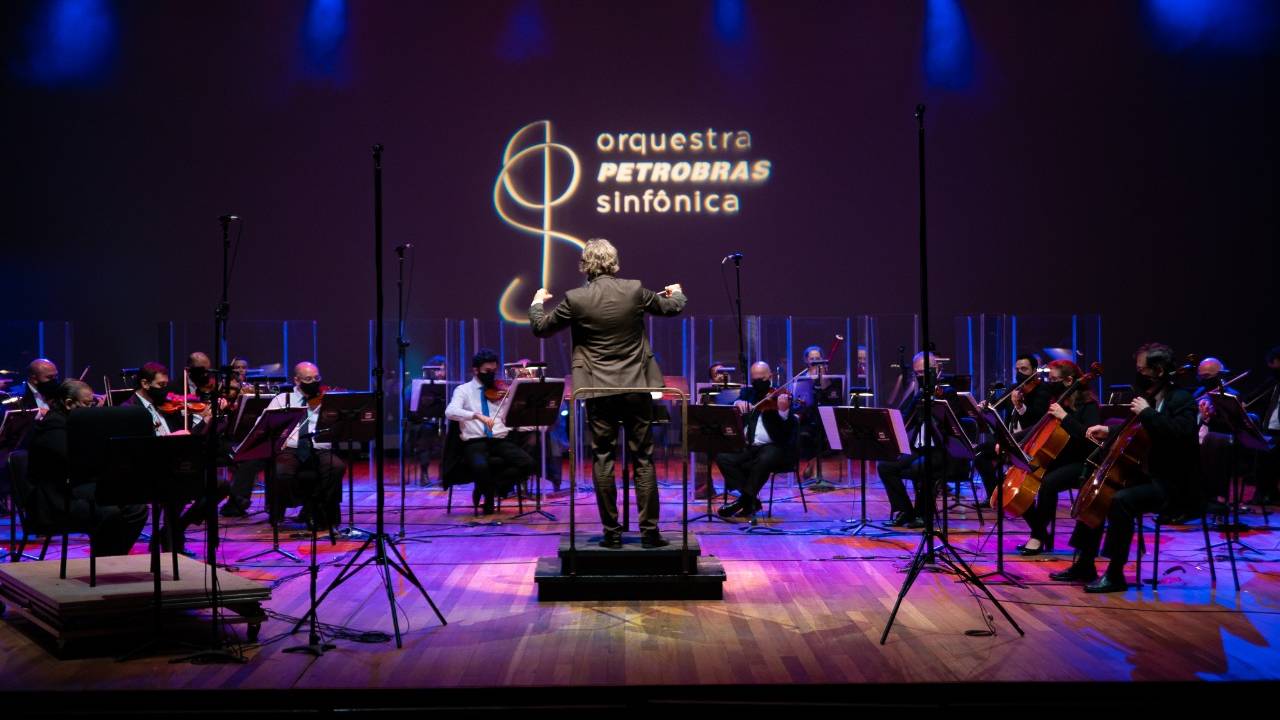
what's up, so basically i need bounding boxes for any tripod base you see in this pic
[283,639,337,656]
[837,519,893,537]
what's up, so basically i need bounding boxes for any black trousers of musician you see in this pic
[70,484,148,556]
[973,441,1002,496]
[586,392,657,534]
[461,437,534,512]
[877,448,946,519]
[1069,482,1168,580]
[274,447,345,528]
[1199,431,1234,501]
[1022,461,1085,544]
[716,444,790,503]
[227,458,267,512]
[509,429,562,488]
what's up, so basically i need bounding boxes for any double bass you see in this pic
[1071,357,1192,528]
[992,362,1103,517]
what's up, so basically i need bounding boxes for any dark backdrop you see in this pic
[3,0,1276,388]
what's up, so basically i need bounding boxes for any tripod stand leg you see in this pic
[879,534,932,644]
[384,538,447,626]
[377,538,404,648]
[291,532,376,633]
[935,541,1024,636]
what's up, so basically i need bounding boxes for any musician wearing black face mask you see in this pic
[877,352,947,528]
[21,358,60,415]
[715,362,798,518]
[25,380,148,556]
[443,349,534,515]
[262,362,345,529]
[1192,357,1236,514]
[973,353,1051,497]
[1051,343,1199,593]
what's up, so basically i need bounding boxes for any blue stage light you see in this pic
[302,0,347,76]
[923,0,973,90]
[498,0,549,62]
[714,0,747,44]
[1146,0,1277,52]
[21,0,116,87]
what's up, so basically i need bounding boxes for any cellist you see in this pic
[1051,343,1199,593]
[1009,360,1100,556]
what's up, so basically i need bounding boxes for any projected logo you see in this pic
[494,120,772,323]
[494,120,584,324]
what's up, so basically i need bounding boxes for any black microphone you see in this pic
[721,251,743,264]
[395,243,413,258]
[915,103,926,119]
[218,214,240,223]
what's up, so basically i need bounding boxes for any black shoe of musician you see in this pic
[599,531,623,549]
[734,498,760,518]
[889,511,913,527]
[903,515,926,529]
[1049,564,1098,583]
[641,530,670,549]
[1084,575,1129,594]
[220,502,248,518]
[718,499,748,518]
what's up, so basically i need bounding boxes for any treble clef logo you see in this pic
[494,120,584,324]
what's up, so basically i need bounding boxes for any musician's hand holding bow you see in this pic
[1048,402,1067,420]
[1130,396,1151,415]
[734,400,750,414]
[474,412,497,430]
[1086,424,1110,443]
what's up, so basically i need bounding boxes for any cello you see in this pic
[992,361,1103,517]
[1072,356,1194,528]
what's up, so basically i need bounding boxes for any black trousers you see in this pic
[227,458,266,511]
[461,436,534,510]
[586,392,657,534]
[70,483,148,556]
[274,448,346,528]
[716,444,791,502]
[1022,461,1086,543]
[1069,482,1168,579]
[877,448,946,517]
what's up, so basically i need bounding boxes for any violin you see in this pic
[754,388,792,414]
[158,392,209,415]
[749,334,844,413]
[484,379,509,403]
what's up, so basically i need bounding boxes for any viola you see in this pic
[158,392,209,415]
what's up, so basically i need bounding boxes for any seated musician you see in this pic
[443,349,534,515]
[25,380,148,556]
[974,353,1052,496]
[262,362,346,529]
[796,346,829,476]
[179,351,266,518]
[1004,360,1100,556]
[20,358,61,415]
[411,355,449,486]
[877,352,944,528]
[1051,342,1199,593]
[1250,346,1279,505]
[715,362,798,518]
[694,360,736,501]
[1193,357,1235,515]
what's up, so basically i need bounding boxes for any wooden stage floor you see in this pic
[2,459,1279,704]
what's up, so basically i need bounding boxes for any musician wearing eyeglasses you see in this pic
[261,362,346,530]
[715,362,797,519]
[1051,343,1199,593]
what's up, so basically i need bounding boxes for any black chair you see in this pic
[765,433,808,518]
[8,450,100,584]
[441,421,527,516]
[1136,507,1240,592]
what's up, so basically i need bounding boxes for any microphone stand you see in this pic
[880,105,1023,644]
[171,214,246,664]
[395,244,411,539]
[732,254,746,376]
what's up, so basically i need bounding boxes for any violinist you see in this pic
[694,361,737,501]
[1002,360,1100,556]
[715,362,798,519]
[1006,353,1052,435]
[1052,343,1199,593]
[443,349,533,515]
[20,358,60,415]
[122,362,185,436]
[1193,357,1235,515]
[877,351,945,528]
[262,362,345,530]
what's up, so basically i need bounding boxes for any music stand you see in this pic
[235,408,307,563]
[1204,391,1270,562]
[312,392,376,538]
[101,432,206,661]
[795,374,846,491]
[819,406,907,537]
[230,395,273,447]
[685,404,745,523]
[500,377,566,521]
[1,409,38,561]
[969,397,1031,587]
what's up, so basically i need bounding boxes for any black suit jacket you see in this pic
[24,411,71,530]
[529,275,686,398]
[1137,387,1200,505]
[19,384,43,411]
[737,386,799,460]
[1008,381,1051,433]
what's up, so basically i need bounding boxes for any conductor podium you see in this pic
[533,384,727,601]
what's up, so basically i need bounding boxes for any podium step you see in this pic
[555,531,702,574]
[534,556,726,601]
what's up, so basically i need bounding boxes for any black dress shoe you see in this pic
[718,500,747,518]
[219,502,248,518]
[641,531,670,549]
[1017,541,1044,557]
[1084,575,1129,594]
[734,497,761,518]
[1049,564,1098,583]
[903,516,925,529]
[599,531,623,549]
[888,512,910,527]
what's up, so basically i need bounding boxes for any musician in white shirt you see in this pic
[444,349,533,514]
[262,362,346,528]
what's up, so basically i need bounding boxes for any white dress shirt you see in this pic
[752,409,789,446]
[446,378,512,441]
[264,389,330,450]
[134,392,171,436]
[26,382,49,412]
